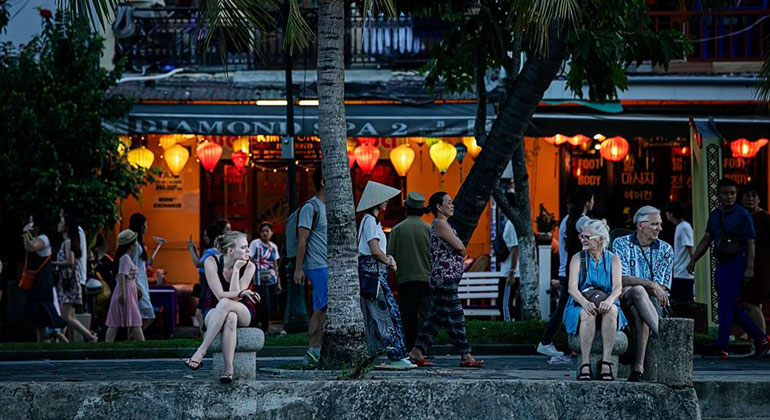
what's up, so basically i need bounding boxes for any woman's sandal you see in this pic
[183,358,203,371]
[410,358,435,368]
[599,361,614,381]
[219,374,233,384]
[459,358,484,368]
[577,363,592,381]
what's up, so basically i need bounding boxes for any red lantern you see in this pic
[544,134,569,146]
[600,136,629,161]
[354,144,380,175]
[673,146,689,157]
[197,140,223,172]
[567,134,591,146]
[731,138,768,159]
[231,150,248,173]
[348,150,356,169]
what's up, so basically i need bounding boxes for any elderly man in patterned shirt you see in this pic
[613,206,673,382]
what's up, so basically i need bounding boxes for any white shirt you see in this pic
[358,214,387,256]
[673,221,694,279]
[500,220,520,277]
[77,226,87,285]
[558,216,569,277]
[36,234,52,257]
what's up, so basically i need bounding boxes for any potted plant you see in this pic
[535,203,558,244]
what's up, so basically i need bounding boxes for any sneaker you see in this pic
[701,347,729,360]
[751,336,770,359]
[303,348,320,365]
[536,342,564,357]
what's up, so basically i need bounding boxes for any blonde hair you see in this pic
[582,219,611,249]
[214,230,247,253]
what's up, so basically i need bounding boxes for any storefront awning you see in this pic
[527,113,770,140]
[113,103,495,137]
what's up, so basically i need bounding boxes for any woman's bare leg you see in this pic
[579,311,596,368]
[221,312,238,376]
[601,306,618,373]
[129,327,145,341]
[106,327,119,342]
[62,304,96,341]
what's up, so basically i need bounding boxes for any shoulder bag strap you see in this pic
[579,250,587,289]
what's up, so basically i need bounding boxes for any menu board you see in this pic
[250,136,322,162]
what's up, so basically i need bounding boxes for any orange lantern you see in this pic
[158,135,179,150]
[164,144,189,176]
[232,136,250,154]
[673,145,689,157]
[347,150,356,169]
[231,150,249,173]
[731,138,769,159]
[389,144,415,177]
[544,134,570,146]
[197,140,223,172]
[600,136,629,161]
[429,141,457,174]
[567,134,591,146]
[461,137,482,160]
[354,144,380,175]
[127,146,155,169]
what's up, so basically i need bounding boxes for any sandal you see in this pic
[219,374,233,384]
[577,363,592,381]
[459,358,484,368]
[184,358,203,370]
[599,361,614,381]
[410,358,435,367]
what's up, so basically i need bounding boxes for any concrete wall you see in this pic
[0,380,700,420]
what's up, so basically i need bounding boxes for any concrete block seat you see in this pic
[568,330,628,380]
[642,317,694,386]
[211,328,264,380]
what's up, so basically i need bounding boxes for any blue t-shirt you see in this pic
[706,206,756,255]
[198,248,220,274]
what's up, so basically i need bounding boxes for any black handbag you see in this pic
[358,256,381,300]
[577,251,609,306]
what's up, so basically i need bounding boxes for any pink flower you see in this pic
[39,9,52,19]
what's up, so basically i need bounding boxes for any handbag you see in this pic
[578,251,609,305]
[357,216,382,300]
[258,270,273,285]
[19,253,51,291]
[716,211,741,260]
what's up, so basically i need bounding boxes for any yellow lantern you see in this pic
[233,136,250,154]
[117,135,132,156]
[462,137,482,159]
[127,146,155,169]
[429,141,457,174]
[158,135,179,150]
[389,144,415,177]
[164,144,189,176]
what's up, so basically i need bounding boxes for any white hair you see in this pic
[633,206,661,224]
[582,219,611,249]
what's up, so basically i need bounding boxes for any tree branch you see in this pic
[474,25,488,146]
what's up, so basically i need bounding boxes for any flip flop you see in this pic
[410,358,435,367]
[184,358,203,370]
[459,359,484,368]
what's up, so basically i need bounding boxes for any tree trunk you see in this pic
[317,0,366,365]
[450,25,567,320]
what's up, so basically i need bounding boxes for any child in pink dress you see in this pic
[106,230,145,341]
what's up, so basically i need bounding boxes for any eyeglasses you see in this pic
[579,234,600,241]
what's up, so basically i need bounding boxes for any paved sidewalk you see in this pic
[0,355,768,383]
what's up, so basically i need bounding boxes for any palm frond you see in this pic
[198,0,279,66]
[363,0,397,18]
[509,0,580,56]
[756,47,770,104]
[282,0,313,56]
[57,0,119,31]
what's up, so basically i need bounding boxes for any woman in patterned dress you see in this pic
[356,181,415,370]
[408,192,484,368]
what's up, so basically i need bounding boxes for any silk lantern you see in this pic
[455,143,468,182]
[231,150,249,173]
[197,140,223,172]
[462,137,482,160]
[544,134,569,146]
[600,136,629,161]
[347,150,356,169]
[731,138,769,159]
[164,144,189,176]
[127,146,154,169]
[389,144,415,177]
[354,144,380,175]
[117,135,131,156]
[159,135,178,150]
[429,141,457,174]
[567,134,591,146]
[233,136,250,154]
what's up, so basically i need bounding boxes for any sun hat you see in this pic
[118,229,138,246]
[356,181,401,212]
[404,192,426,209]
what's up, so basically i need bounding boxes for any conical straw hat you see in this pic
[356,181,401,212]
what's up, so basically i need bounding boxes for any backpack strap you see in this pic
[579,250,587,289]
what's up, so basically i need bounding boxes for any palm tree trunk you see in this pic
[450,25,568,320]
[317,0,367,365]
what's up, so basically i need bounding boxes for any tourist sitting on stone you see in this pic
[184,231,260,383]
[563,219,626,381]
[613,205,673,381]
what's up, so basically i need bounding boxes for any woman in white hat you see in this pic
[105,230,145,342]
[356,181,415,370]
